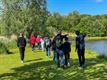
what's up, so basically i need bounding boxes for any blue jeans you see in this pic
[77,47,85,67]
[38,43,41,50]
[56,49,64,66]
[53,51,57,64]
[46,47,50,56]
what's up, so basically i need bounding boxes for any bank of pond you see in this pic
[70,37,107,57]
[85,39,107,57]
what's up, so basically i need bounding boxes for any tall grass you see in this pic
[0,39,17,54]
[0,40,9,54]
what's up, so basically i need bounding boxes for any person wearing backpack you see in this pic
[17,33,26,63]
[44,35,51,57]
[53,31,67,68]
[75,31,86,69]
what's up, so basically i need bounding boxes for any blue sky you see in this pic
[47,0,107,15]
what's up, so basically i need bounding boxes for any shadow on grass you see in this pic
[25,58,43,63]
[0,58,107,80]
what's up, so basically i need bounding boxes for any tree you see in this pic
[1,0,47,38]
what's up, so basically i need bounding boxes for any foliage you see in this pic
[0,39,17,54]
[1,46,107,80]
[46,11,107,37]
[0,0,107,37]
[0,0,47,38]
[0,40,9,54]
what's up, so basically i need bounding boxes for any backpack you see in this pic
[55,36,62,48]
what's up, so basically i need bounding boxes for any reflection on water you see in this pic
[86,40,107,56]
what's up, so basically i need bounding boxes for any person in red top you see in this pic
[30,34,36,51]
[36,35,41,50]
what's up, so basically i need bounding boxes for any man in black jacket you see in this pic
[75,31,86,69]
[17,33,26,63]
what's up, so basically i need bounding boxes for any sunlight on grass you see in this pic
[0,46,107,80]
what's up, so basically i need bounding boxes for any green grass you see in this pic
[0,46,107,80]
[85,37,107,41]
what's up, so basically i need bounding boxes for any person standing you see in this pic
[36,36,41,50]
[30,34,36,52]
[17,33,26,63]
[53,31,67,67]
[41,36,45,51]
[34,32,37,38]
[44,35,51,57]
[52,40,57,64]
[75,31,86,69]
[63,37,71,68]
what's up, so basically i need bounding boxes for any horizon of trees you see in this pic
[47,11,107,37]
[0,0,107,37]
[0,0,48,38]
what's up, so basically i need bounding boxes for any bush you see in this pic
[7,40,17,49]
[0,41,9,54]
[0,38,17,54]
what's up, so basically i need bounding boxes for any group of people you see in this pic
[17,31,86,69]
[30,34,51,56]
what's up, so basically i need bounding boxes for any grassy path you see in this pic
[0,46,107,80]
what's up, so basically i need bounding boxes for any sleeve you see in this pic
[50,39,52,46]
[69,43,71,52]
[24,38,26,47]
[17,38,19,47]
[75,37,79,49]
[62,34,67,39]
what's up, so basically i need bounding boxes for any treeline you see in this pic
[46,11,107,37]
[0,0,107,37]
[0,0,48,38]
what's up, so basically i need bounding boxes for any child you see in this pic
[63,37,71,67]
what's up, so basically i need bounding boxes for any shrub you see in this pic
[0,38,17,54]
[0,41,9,54]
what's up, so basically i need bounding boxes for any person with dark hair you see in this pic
[44,35,51,57]
[52,40,57,64]
[75,31,86,69]
[53,31,67,68]
[63,37,71,68]
[41,36,45,51]
[34,32,37,38]
[36,36,41,50]
[17,33,26,63]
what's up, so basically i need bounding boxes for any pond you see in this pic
[85,40,107,56]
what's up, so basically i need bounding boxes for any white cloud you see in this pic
[95,0,104,3]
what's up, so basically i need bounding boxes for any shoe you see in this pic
[78,67,83,70]
[64,65,67,68]
[21,61,24,63]
[67,62,70,67]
